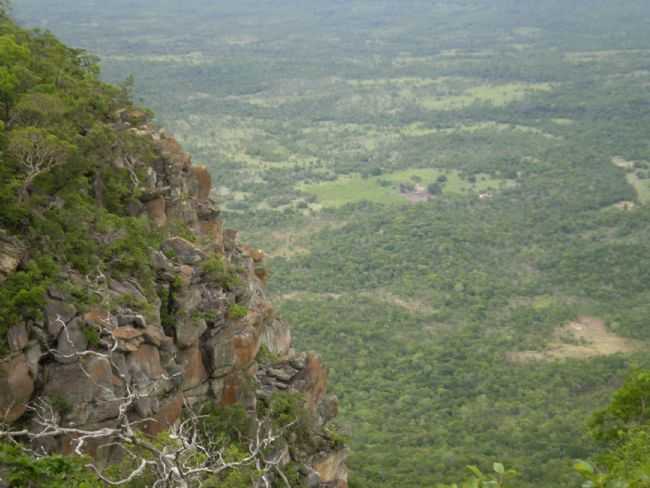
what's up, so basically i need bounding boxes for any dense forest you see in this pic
[12,0,650,486]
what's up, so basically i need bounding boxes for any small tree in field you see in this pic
[7,127,74,200]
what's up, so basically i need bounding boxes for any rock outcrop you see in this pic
[0,116,347,487]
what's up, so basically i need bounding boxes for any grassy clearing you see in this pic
[550,118,575,126]
[421,82,553,110]
[299,168,516,208]
[298,174,405,207]
[626,173,650,203]
[508,317,644,363]
[564,49,650,64]
[401,121,561,139]
[346,77,451,88]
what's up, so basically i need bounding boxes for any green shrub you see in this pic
[200,404,251,444]
[0,256,58,352]
[256,344,280,365]
[48,394,73,417]
[202,256,241,290]
[259,391,314,449]
[82,325,100,347]
[227,303,248,320]
[0,442,101,487]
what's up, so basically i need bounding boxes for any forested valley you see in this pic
[13,1,650,486]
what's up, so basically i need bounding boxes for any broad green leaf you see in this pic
[574,460,595,476]
[467,465,484,479]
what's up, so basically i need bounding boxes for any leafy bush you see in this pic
[202,256,241,290]
[256,344,280,365]
[437,463,518,488]
[0,442,101,487]
[200,404,251,444]
[48,394,73,417]
[82,325,100,347]
[227,303,248,320]
[0,256,58,351]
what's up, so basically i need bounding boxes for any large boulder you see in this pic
[178,345,208,391]
[312,449,349,488]
[112,326,145,352]
[206,325,261,379]
[199,219,224,251]
[55,318,88,364]
[108,279,147,303]
[45,300,77,338]
[127,345,169,417]
[162,237,206,265]
[0,231,24,282]
[143,393,184,436]
[261,319,292,358]
[0,354,34,423]
[190,166,212,202]
[42,357,118,425]
[127,345,165,382]
[7,324,29,352]
[232,326,262,369]
[291,353,328,415]
[145,196,167,227]
[174,286,206,348]
[176,317,207,349]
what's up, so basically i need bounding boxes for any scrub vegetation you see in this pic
[14,0,650,486]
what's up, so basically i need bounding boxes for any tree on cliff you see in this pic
[7,127,75,201]
[0,34,30,120]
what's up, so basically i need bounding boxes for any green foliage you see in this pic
[437,463,518,488]
[0,442,101,487]
[101,216,160,288]
[259,391,314,449]
[0,256,57,351]
[266,391,304,427]
[0,34,30,118]
[200,404,251,444]
[12,92,66,126]
[595,429,650,487]
[256,344,280,365]
[273,462,306,488]
[201,445,258,488]
[227,303,249,320]
[0,14,164,351]
[577,371,650,487]
[48,394,73,417]
[201,255,241,290]
[7,127,76,196]
[82,324,100,347]
[591,371,650,444]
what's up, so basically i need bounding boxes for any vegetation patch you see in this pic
[421,82,553,110]
[507,317,644,363]
[299,169,516,208]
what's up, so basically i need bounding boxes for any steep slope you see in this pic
[0,12,346,487]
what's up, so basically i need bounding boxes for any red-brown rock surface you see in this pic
[0,118,347,488]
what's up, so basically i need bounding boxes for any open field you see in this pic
[508,317,645,363]
[299,169,515,207]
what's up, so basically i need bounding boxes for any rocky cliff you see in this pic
[0,107,347,486]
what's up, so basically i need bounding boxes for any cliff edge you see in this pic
[0,13,346,488]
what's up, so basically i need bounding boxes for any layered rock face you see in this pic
[0,113,347,487]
